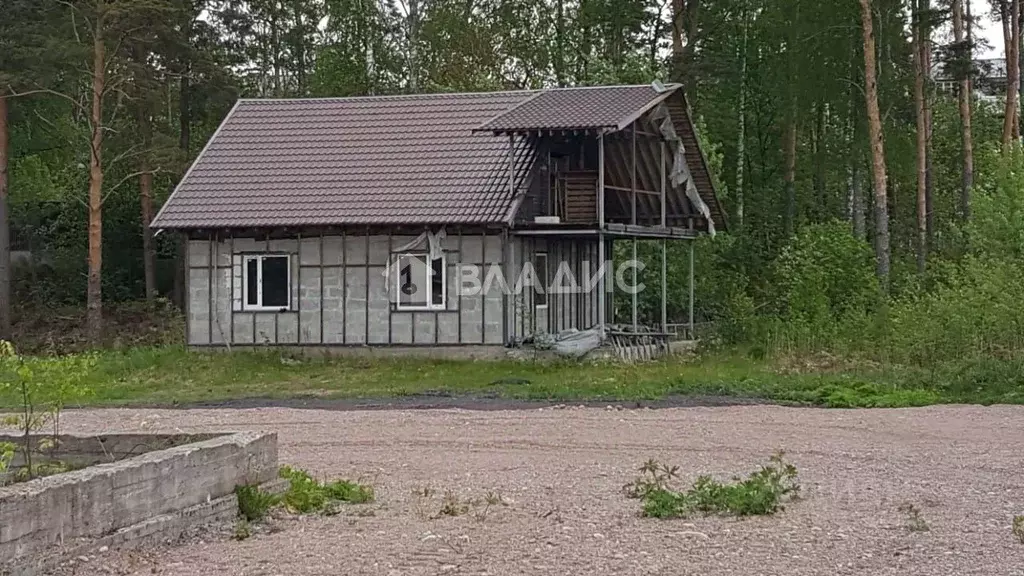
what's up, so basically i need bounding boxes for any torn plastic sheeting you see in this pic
[384,227,447,293]
[551,327,603,358]
[649,102,715,236]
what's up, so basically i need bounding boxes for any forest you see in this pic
[1,0,1024,402]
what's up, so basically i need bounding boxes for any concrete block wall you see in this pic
[187,230,506,347]
[0,432,277,568]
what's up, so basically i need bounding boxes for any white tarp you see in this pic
[648,91,716,237]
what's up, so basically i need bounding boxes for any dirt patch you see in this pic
[150,393,774,412]
[44,404,1024,576]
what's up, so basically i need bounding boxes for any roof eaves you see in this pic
[150,98,244,230]
[614,85,681,132]
[472,89,548,133]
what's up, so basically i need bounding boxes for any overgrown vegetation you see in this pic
[1013,515,1024,545]
[278,465,374,513]
[0,340,93,483]
[233,465,374,533]
[627,452,800,519]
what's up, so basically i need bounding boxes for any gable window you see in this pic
[396,253,446,310]
[243,254,291,311]
[534,253,548,308]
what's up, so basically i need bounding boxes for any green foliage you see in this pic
[1013,515,1024,544]
[235,484,279,522]
[278,465,374,514]
[772,221,881,324]
[0,340,94,480]
[634,452,800,519]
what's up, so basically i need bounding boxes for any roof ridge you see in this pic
[235,83,677,104]
[238,90,538,103]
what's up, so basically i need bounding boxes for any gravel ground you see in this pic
[47,404,1024,576]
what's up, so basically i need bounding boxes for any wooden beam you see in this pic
[631,125,637,226]
[597,134,606,341]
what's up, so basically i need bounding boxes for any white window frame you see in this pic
[242,254,292,311]
[394,252,447,311]
[534,252,549,308]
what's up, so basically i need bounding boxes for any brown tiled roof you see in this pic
[152,91,538,229]
[153,84,724,231]
[476,84,676,133]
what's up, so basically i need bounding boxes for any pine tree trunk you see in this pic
[86,26,106,342]
[921,0,934,245]
[859,0,890,287]
[913,7,928,273]
[953,0,974,220]
[0,96,10,341]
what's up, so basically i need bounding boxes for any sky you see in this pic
[975,9,1005,59]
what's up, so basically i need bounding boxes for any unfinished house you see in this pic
[152,83,726,356]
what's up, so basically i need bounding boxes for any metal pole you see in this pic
[688,239,694,340]
[597,133,606,340]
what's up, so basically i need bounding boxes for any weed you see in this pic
[634,451,800,519]
[233,519,252,541]
[235,484,279,522]
[279,465,375,514]
[437,490,471,517]
[1013,515,1024,544]
[898,503,930,533]
[624,459,680,499]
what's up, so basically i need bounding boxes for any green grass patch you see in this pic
[0,345,1022,409]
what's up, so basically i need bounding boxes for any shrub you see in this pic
[278,466,374,513]
[633,452,800,519]
[235,484,279,522]
[771,221,881,326]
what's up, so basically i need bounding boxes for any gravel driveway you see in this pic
[51,404,1024,576]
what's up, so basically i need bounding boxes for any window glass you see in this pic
[398,254,428,308]
[431,257,445,307]
[246,258,259,306]
[261,256,290,307]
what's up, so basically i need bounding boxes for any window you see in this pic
[534,253,548,307]
[243,255,291,311]
[396,253,446,310]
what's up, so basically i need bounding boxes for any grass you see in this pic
[1,345,1023,409]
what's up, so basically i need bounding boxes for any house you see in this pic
[933,57,1009,102]
[152,83,725,355]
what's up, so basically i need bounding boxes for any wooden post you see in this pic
[631,124,637,225]
[660,141,667,227]
[631,125,638,332]
[597,133,606,340]
[688,239,694,340]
